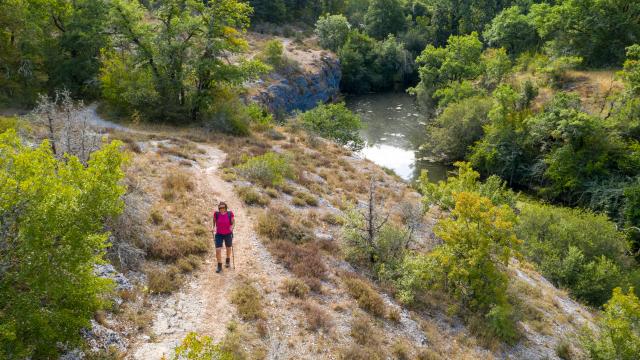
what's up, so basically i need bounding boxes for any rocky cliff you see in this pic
[251,54,341,116]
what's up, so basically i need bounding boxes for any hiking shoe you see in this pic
[225,258,231,268]
[216,263,222,273]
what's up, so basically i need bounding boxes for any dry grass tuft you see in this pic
[146,265,182,294]
[388,307,402,323]
[340,345,383,360]
[350,314,379,346]
[231,280,264,321]
[162,170,194,201]
[282,278,310,298]
[270,240,327,291]
[176,254,201,273]
[391,339,411,360]
[122,306,154,333]
[255,206,314,243]
[342,274,387,317]
[302,301,333,332]
[321,212,344,226]
[148,235,208,261]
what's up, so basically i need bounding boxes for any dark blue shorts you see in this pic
[215,233,233,248]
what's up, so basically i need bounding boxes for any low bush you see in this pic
[388,307,401,323]
[148,236,208,261]
[147,266,182,294]
[123,307,153,333]
[172,332,231,360]
[270,241,327,291]
[265,187,279,198]
[342,275,386,317]
[283,278,309,298]
[0,116,25,133]
[299,102,364,151]
[231,280,263,321]
[350,314,378,346]
[236,186,270,206]
[247,103,273,131]
[321,212,344,226]
[294,191,318,206]
[391,339,411,360]
[340,345,383,360]
[555,339,573,360]
[516,202,634,306]
[302,301,333,332]
[176,255,201,273]
[162,170,195,201]
[255,206,314,243]
[236,152,294,187]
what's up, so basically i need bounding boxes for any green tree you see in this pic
[409,32,484,104]
[0,130,126,358]
[315,14,351,52]
[0,0,109,104]
[419,0,518,45]
[483,6,539,57]
[469,84,532,186]
[582,288,640,359]
[299,102,364,150]
[103,0,267,122]
[425,95,492,161]
[401,192,520,342]
[248,0,287,24]
[260,40,287,70]
[338,30,377,93]
[529,0,640,66]
[364,0,406,39]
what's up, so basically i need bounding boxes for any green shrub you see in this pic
[516,202,633,306]
[236,152,294,187]
[420,161,517,210]
[425,96,492,161]
[485,304,519,345]
[236,186,270,206]
[315,14,350,51]
[172,332,232,360]
[0,131,126,358]
[299,102,364,151]
[247,103,273,131]
[0,116,25,133]
[260,39,286,71]
[205,97,251,136]
[582,287,640,360]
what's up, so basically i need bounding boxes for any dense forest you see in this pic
[2,0,640,359]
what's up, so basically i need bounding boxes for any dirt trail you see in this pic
[130,145,293,359]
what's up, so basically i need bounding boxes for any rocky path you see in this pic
[129,145,294,359]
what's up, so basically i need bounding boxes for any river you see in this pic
[345,92,450,183]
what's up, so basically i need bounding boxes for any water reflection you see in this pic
[346,92,450,182]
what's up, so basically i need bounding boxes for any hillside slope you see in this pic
[81,111,597,360]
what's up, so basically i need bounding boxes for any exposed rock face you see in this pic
[252,55,341,115]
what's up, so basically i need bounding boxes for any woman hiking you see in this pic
[212,201,234,273]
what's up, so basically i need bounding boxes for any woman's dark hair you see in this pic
[218,201,228,209]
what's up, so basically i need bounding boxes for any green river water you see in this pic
[346,92,450,183]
